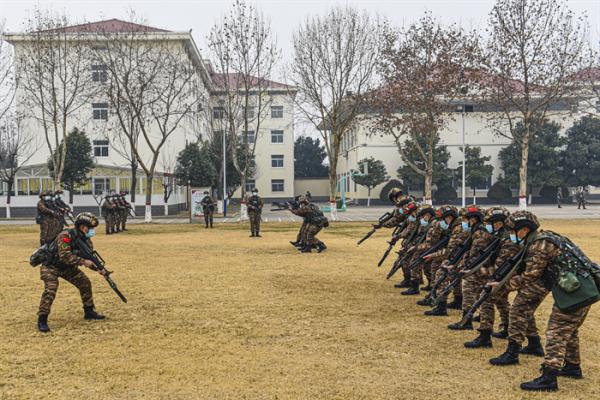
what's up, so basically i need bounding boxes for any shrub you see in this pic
[434,184,457,203]
[378,179,405,202]
[487,180,512,201]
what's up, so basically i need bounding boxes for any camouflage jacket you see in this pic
[37,200,56,218]
[462,224,493,267]
[201,196,216,212]
[428,221,467,262]
[507,233,560,292]
[382,207,405,228]
[54,229,93,268]
[416,219,445,252]
[101,200,114,217]
[246,195,264,213]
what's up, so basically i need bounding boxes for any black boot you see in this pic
[416,296,433,307]
[447,295,462,310]
[250,232,255,237]
[37,314,50,333]
[255,231,262,238]
[558,362,583,379]
[316,243,327,253]
[520,336,545,357]
[394,278,411,288]
[520,366,559,392]
[492,324,508,339]
[84,306,105,320]
[448,312,473,330]
[401,280,420,296]
[290,241,299,247]
[489,340,521,366]
[473,314,480,323]
[424,300,448,316]
[464,329,493,348]
[300,245,312,253]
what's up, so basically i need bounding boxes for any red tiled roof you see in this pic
[211,72,293,90]
[567,67,600,82]
[39,18,171,34]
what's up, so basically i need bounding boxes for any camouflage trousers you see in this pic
[105,215,113,234]
[203,211,214,227]
[408,254,439,283]
[424,261,441,285]
[296,222,308,243]
[120,210,128,230]
[432,266,462,301]
[302,224,323,246]
[479,286,510,331]
[543,304,591,369]
[508,279,549,344]
[248,212,261,234]
[461,272,488,313]
[38,265,94,316]
[40,218,63,245]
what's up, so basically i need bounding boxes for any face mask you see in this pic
[408,215,416,222]
[86,229,95,238]
[461,221,471,231]
[44,196,51,201]
[440,221,449,230]
[55,195,61,200]
[510,233,518,244]
[486,224,494,234]
[252,192,258,196]
[420,218,429,227]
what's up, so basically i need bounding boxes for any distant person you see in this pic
[246,188,264,237]
[200,191,216,229]
[305,190,312,202]
[576,187,587,210]
[556,187,562,209]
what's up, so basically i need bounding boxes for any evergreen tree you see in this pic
[353,157,389,206]
[397,136,451,197]
[48,128,94,203]
[175,142,218,188]
[294,136,329,178]
[455,146,494,202]
[561,116,600,187]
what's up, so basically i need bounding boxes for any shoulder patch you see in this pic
[62,236,71,243]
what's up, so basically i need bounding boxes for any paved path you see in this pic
[1,204,598,225]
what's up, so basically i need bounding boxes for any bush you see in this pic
[539,185,569,199]
[487,181,512,201]
[378,179,405,202]
[434,184,457,203]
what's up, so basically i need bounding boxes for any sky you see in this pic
[2,0,600,137]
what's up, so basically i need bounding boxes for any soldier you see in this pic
[489,211,547,367]
[117,192,129,231]
[201,191,216,228]
[447,205,490,331]
[37,191,64,245]
[37,212,106,332]
[576,187,587,210]
[556,187,563,209]
[401,205,438,296]
[102,196,115,235]
[463,207,512,348]
[290,196,328,253]
[392,201,420,289]
[423,207,470,316]
[246,188,264,237]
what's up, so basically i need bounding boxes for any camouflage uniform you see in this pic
[38,230,95,316]
[201,195,216,228]
[102,198,115,235]
[394,219,419,279]
[461,225,494,314]
[117,197,128,231]
[428,221,469,301]
[111,199,121,233]
[246,194,264,236]
[37,198,64,245]
[410,219,444,282]
[291,203,327,248]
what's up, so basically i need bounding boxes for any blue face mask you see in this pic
[408,215,416,222]
[486,224,494,234]
[440,221,449,230]
[461,221,470,231]
[44,196,52,201]
[420,218,429,227]
[86,229,95,238]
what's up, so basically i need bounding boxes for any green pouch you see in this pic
[552,271,600,313]
[558,271,581,293]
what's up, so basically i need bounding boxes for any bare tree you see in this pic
[11,9,99,189]
[207,0,280,219]
[160,149,175,216]
[485,0,589,209]
[0,19,16,122]
[0,112,37,218]
[369,13,481,203]
[289,5,383,219]
[95,16,201,222]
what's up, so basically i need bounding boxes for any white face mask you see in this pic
[252,192,258,196]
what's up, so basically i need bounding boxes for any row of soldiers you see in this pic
[363,188,599,392]
[36,190,74,245]
[101,193,133,234]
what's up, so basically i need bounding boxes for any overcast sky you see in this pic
[2,0,599,136]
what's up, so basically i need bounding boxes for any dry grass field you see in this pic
[1,220,600,400]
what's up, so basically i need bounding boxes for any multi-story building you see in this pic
[0,19,295,217]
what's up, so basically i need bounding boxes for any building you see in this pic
[0,19,295,218]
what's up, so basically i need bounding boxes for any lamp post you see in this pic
[222,129,227,217]
[461,105,466,208]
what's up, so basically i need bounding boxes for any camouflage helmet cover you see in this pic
[485,206,510,223]
[75,212,99,228]
[508,210,540,232]
[388,188,403,202]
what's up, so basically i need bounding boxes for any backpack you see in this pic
[309,204,329,228]
[535,231,600,313]
[30,241,59,267]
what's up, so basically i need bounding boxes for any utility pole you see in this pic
[461,105,466,208]
[222,130,227,217]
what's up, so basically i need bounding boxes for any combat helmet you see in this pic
[438,205,459,220]
[403,201,419,215]
[509,210,540,232]
[485,207,510,224]
[465,204,485,221]
[75,212,99,229]
[298,195,309,205]
[417,204,436,219]
[388,188,403,203]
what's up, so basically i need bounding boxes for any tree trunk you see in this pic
[424,172,433,205]
[6,180,12,219]
[328,151,339,220]
[240,174,248,221]
[519,134,530,210]
[473,188,476,205]
[367,187,371,207]
[145,174,153,223]
[130,161,138,205]
[69,186,74,205]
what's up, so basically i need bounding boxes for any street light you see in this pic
[222,129,227,217]
[458,86,470,207]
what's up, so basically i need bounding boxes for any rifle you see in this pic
[386,227,426,278]
[377,222,405,267]
[460,236,502,278]
[270,200,299,211]
[71,234,128,303]
[357,211,394,245]
[428,235,473,305]
[407,235,450,271]
[54,197,75,223]
[118,195,136,217]
[46,199,69,227]
[457,247,527,327]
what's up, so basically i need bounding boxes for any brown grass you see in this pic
[1,220,599,399]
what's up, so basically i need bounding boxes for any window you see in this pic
[464,105,474,113]
[92,103,108,120]
[271,179,284,192]
[93,140,109,157]
[245,179,256,193]
[240,131,255,144]
[93,178,111,195]
[243,106,255,119]
[271,154,284,168]
[91,64,108,83]
[271,130,284,143]
[213,107,224,120]
[119,177,131,194]
[271,106,283,118]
